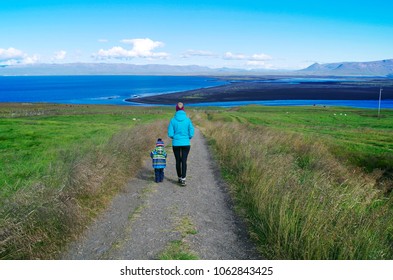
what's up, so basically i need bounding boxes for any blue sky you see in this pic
[1,0,392,69]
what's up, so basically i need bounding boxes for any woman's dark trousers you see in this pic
[172,146,190,179]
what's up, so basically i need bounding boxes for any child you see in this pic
[150,138,167,183]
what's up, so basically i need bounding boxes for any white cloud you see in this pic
[53,50,67,60]
[0,47,39,65]
[0,59,18,66]
[0,47,25,60]
[23,54,39,64]
[223,52,247,60]
[95,46,131,58]
[251,53,272,61]
[94,38,169,60]
[246,60,271,67]
[223,51,272,62]
[221,51,275,68]
[247,61,265,66]
[181,49,217,58]
[246,53,274,69]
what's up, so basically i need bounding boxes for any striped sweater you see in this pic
[150,146,167,169]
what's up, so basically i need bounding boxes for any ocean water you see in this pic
[0,75,226,105]
[187,99,393,109]
[253,77,353,84]
[0,75,392,109]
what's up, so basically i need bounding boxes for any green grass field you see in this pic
[1,103,392,260]
[204,105,393,172]
[195,105,393,259]
[0,104,171,197]
[0,103,171,259]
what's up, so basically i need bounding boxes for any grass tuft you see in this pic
[158,240,198,260]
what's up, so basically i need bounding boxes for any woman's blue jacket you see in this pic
[167,110,194,146]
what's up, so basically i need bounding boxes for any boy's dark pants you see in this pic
[154,168,164,182]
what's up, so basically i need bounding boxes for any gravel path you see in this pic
[62,128,260,260]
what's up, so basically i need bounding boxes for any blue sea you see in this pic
[0,75,392,109]
[188,99,393,109]
[0,76,226,105]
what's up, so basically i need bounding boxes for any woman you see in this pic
[167,102,194,186]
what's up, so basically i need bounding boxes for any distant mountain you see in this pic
[0,63,275,76]
[0,63,216,76]
[3,60,391,76]
[300,59,393,76]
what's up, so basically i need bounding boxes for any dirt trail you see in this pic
[62,128,260,260]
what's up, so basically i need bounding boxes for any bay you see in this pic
[187,99,393,109]
[0,75,226,105]
[0,75,392,109]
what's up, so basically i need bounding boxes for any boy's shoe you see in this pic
[180,178,186,186]
[178,178,182,184]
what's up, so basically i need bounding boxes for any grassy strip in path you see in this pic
[158,216,199,260]
[158,240,198,260]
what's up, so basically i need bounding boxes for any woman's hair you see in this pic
[176,102,184,111]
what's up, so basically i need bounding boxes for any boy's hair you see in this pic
[156,138,164,146]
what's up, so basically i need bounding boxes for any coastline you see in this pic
[126,78,393,105]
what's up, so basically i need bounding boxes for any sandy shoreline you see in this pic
[126,77,393,105]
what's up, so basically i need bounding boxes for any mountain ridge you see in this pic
[1,59,393,76]
[300,59,393,76]
[0,62,271,76]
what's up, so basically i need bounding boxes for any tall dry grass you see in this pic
[199,119,393,259]
[0,120,167,259]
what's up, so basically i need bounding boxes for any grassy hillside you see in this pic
[194,105,393,259]
[0,103,172,259]
[1,103,392,260]
[204,105,393,172]
[0,104,170,198]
